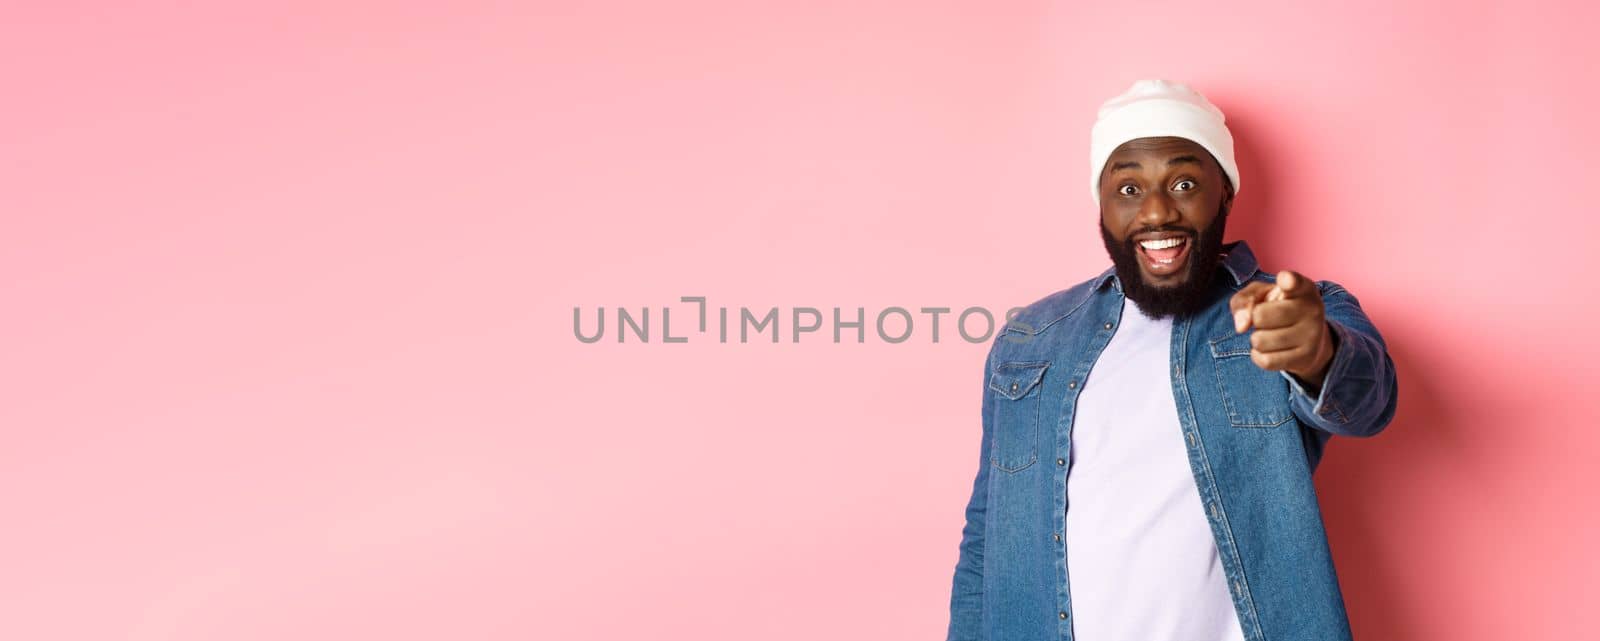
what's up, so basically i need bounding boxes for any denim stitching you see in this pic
[988,362,1047,472]
[1174,319,1266,641]
[1208,334,1295,429]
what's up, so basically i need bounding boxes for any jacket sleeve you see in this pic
[1279,280,1400,438]
[946,349,995,641]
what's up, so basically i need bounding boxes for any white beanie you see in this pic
[1089,79,1239,205]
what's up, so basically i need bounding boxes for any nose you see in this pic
[1136,189,1180,228]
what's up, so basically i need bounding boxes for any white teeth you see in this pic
[1139,237,1186,250]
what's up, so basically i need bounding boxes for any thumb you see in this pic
[1234,297,1256,333]
[1230,282,1272,332]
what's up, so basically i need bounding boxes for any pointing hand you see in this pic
[1227,270,1336,390]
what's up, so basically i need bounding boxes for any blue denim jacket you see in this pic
[946,240,1398,641]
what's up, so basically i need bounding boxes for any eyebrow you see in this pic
[1108,154,1204,173]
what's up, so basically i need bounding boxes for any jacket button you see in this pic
[1067,380,1077,389]
[1056,458,1066,466]
[1010,382,1019,393]
[1059,611,1068,620]
[1053,533,1061,541]
[1103,322,1113,329]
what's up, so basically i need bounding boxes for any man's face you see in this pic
[1098,136,1234,319]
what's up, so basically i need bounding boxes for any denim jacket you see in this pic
[946,240,1398,641]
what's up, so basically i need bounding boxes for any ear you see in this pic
[1218,179,1235,218]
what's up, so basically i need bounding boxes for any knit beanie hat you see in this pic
[1089,79,1240,205]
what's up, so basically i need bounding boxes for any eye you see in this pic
[1173,179,1196,192]
[1118,184,1139,196]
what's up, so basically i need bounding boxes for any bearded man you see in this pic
[944,79,1399,641]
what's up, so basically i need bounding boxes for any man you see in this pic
[944,80,1399,641]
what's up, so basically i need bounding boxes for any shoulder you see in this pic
[1000,273,1105,338]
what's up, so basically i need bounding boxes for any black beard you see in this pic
[1099,203,1230,320]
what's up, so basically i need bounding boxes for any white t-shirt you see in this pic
[1064,295,1246,641]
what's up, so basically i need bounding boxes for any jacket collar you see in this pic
[1093,239,1259,293]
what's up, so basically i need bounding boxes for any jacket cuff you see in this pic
[1281,320,1353,424]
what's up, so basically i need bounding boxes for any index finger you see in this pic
[1272,270,1317,300]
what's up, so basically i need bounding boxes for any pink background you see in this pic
[3,2,1596,639]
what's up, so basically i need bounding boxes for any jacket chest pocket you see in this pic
[1208,333,1293,428]
[987,361,1050,472]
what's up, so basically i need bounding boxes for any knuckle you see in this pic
[1296,343,1315,361]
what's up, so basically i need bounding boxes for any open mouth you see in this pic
[1136,235,1191,277]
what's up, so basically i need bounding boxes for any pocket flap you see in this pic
[1209,332,1254,359]
[989,361,1049,400]
[1207,331,1293,428]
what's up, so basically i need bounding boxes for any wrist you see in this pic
[1290,322,1338,392]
